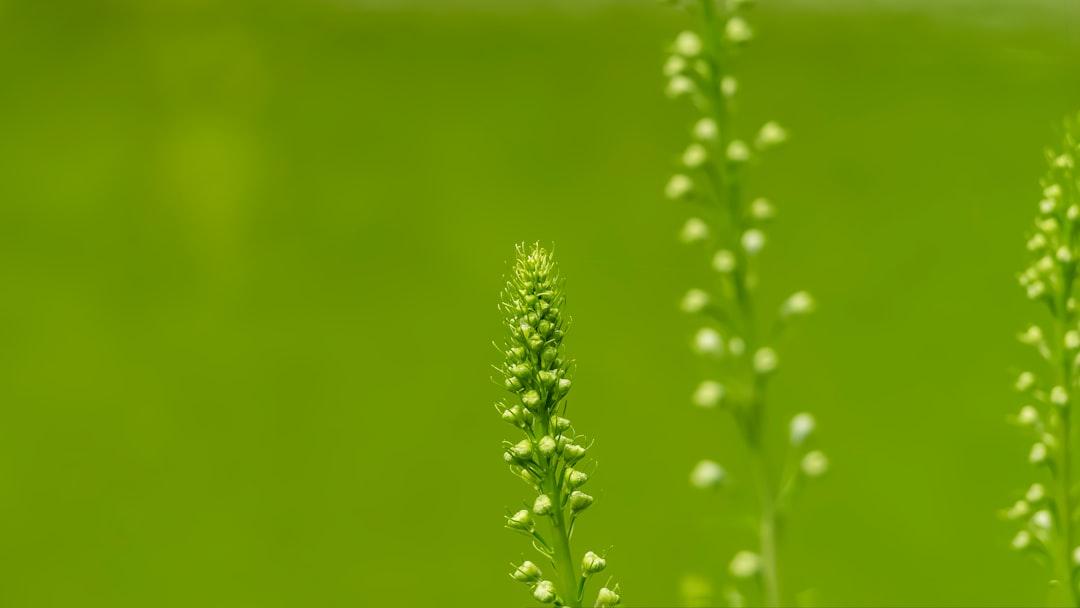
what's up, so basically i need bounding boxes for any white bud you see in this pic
[581,551,607,575]
[1018,325,1043,345]
[721,76,738,97]
[694,327,724,355]
[683,143,708,169]
[1028,233,1047,251]
[753,347,777,374]
[596,587,621,607]
[663,55,687,77]
[1039,218,1060,234]
[1037,255,1055,273]
[511,438,534,459]
[1040,198,1057,214]
[1052,385,1069,407]
[726,140,750,162]
[729,551,760,578]
[1069,205,1079,221]
[781,291,815,317]
[801,450,828,477]
[681,288,710,313]
[725,16,753,43]
[1012,530,1032,550]
[1032,509,1053,530]
[511,560,542,583]
[533,494,553,515]
[538,435,557,456]
[690,459,726,489]
[674,30,703,56]
[755,121,787,149]
[1027,281,1046,300]
[533,580,557,604]
[1068,331,1080,350]
[666,75,696,99]
[1030,442,1048,464]
[557,378,572,394]
[692,380,725,408]
[1026,483,1046,503]
[1046,184,1063,199]
[1073,546,1080,565]
[508,509,533,530]
[693,117,719,141]
[741,229,765,254]
[1006,499,1031,520]
[1059,246,1075,263]
[712,249,736,273]
[666,174,694,200]
[680,217,710,243]
[750,197,775,220]
[789,412,816,445]
[1018,405,1039,426]
[1055,154,1074,168]
[1015,371,1036,392]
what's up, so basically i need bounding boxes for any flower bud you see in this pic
[563,443,587,463]
[507,509,533,531]
[596,586,622,607]
[1018,405,1039,426]
[721,75,738,97]
[1052,385,1069,407]
[569,490,594,512]
[690,459,726,489]
[538,370,558,387]
[750,197,775,220]
[1030,442,1048,464]
[674,30,703,56]
[755,121,787,150]
[681,288,710,314]
[1028,233,1047,251]
[680,217,709,243]
[789,412,815,445]
[683,143,708,169]
[741,229,765,254]
[505,376,522,391]
[538,435,557,457]
[1032,509,1053,530]
[1016,371,1036,392]
[694,327,724,355]
[663,55,687,77]
[728,336,746,356]
[729,550,760,578]
[693,118,719,141]
[1067,330,1080,350]
[550,416,571,433]
[726,140,750,163]
[511,560,542,583]
[692,380,724,408]
[581,551,607,575]
[1026,483,1046,503]
[753,347,778,374]
[511,439,533,459]
[511,362,531,379]
[557,378,572,395]
[666,76,696,99]
[533,493,553,516]
[724,16,753,43]
[533,580,557,604]
[781,291,815,318]
[566,468,589,489]
[801,450,828,477]
[712,249,736,273]
[1012,530,1032,550]
[666,173,694,200]
[521,390,542,410]
[1006,499,1031,520]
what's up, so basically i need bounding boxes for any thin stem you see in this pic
[547,481,581,608]
[749,438,781,607]
[1055,295,1080,607]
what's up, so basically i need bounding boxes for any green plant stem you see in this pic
[750,441,781,608]
[548,489,581,607]
[1054,303,1080,607]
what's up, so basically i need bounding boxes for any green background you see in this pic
[1,0,1079,605]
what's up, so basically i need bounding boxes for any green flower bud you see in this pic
[538,370,558,387]
[511,560,542,583]
[569,490,594,512]
[566,468,589,489]
[501,405,524,426]
[533,580,557,604]
[563,443,586,463]
[596,586,621,607]
[538,319,554,338]
[507,509,533,531]
[522,390,542,409]
[504,376,522,391]
[581,550,607,575]
[533,493,553,515]
[551,416,572,433]
[538,435,557,456]
[511,439,533,459]
[541,346,558,366]
[510,363,531,379]
[557,378,572,395]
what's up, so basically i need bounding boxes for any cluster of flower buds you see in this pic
[662,2,821,602]
[1007,115,1080,602]
[496,244,619,607]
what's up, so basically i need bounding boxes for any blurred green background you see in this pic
[1,0,1079,605]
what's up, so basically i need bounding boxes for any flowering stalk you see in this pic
[496,244,621,608]
[661,2,825,605]
[1010,113,1080,607]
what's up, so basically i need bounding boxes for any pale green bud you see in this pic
[533,580,557,604]
[510,362,531,379]
[533,493,553,515]
[563,443,587,463]
[507,509,533,531]
[538,370,558,387]
[683,143,708,169]
[693,117,718,141]
[725,17,753,43]
[666,173,694,200]
[551,416,572,433]
[522,390,542,409]
[557,378,572,395]
[511,439,533,459]
[511,560,542,583]
[674,30,703,57]
[538,435,557,457]
[801,450,828,477]
[581,551,607,575]
[566,468,589,489]
[753,347,778,374]
[569,490,594,512]
[726,140,750,163]
[729,551,760,578]
[755,121,787,150]
[596,586,622,607]
[501,405,524,425]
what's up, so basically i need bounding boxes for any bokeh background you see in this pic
[1,0,1079,605]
